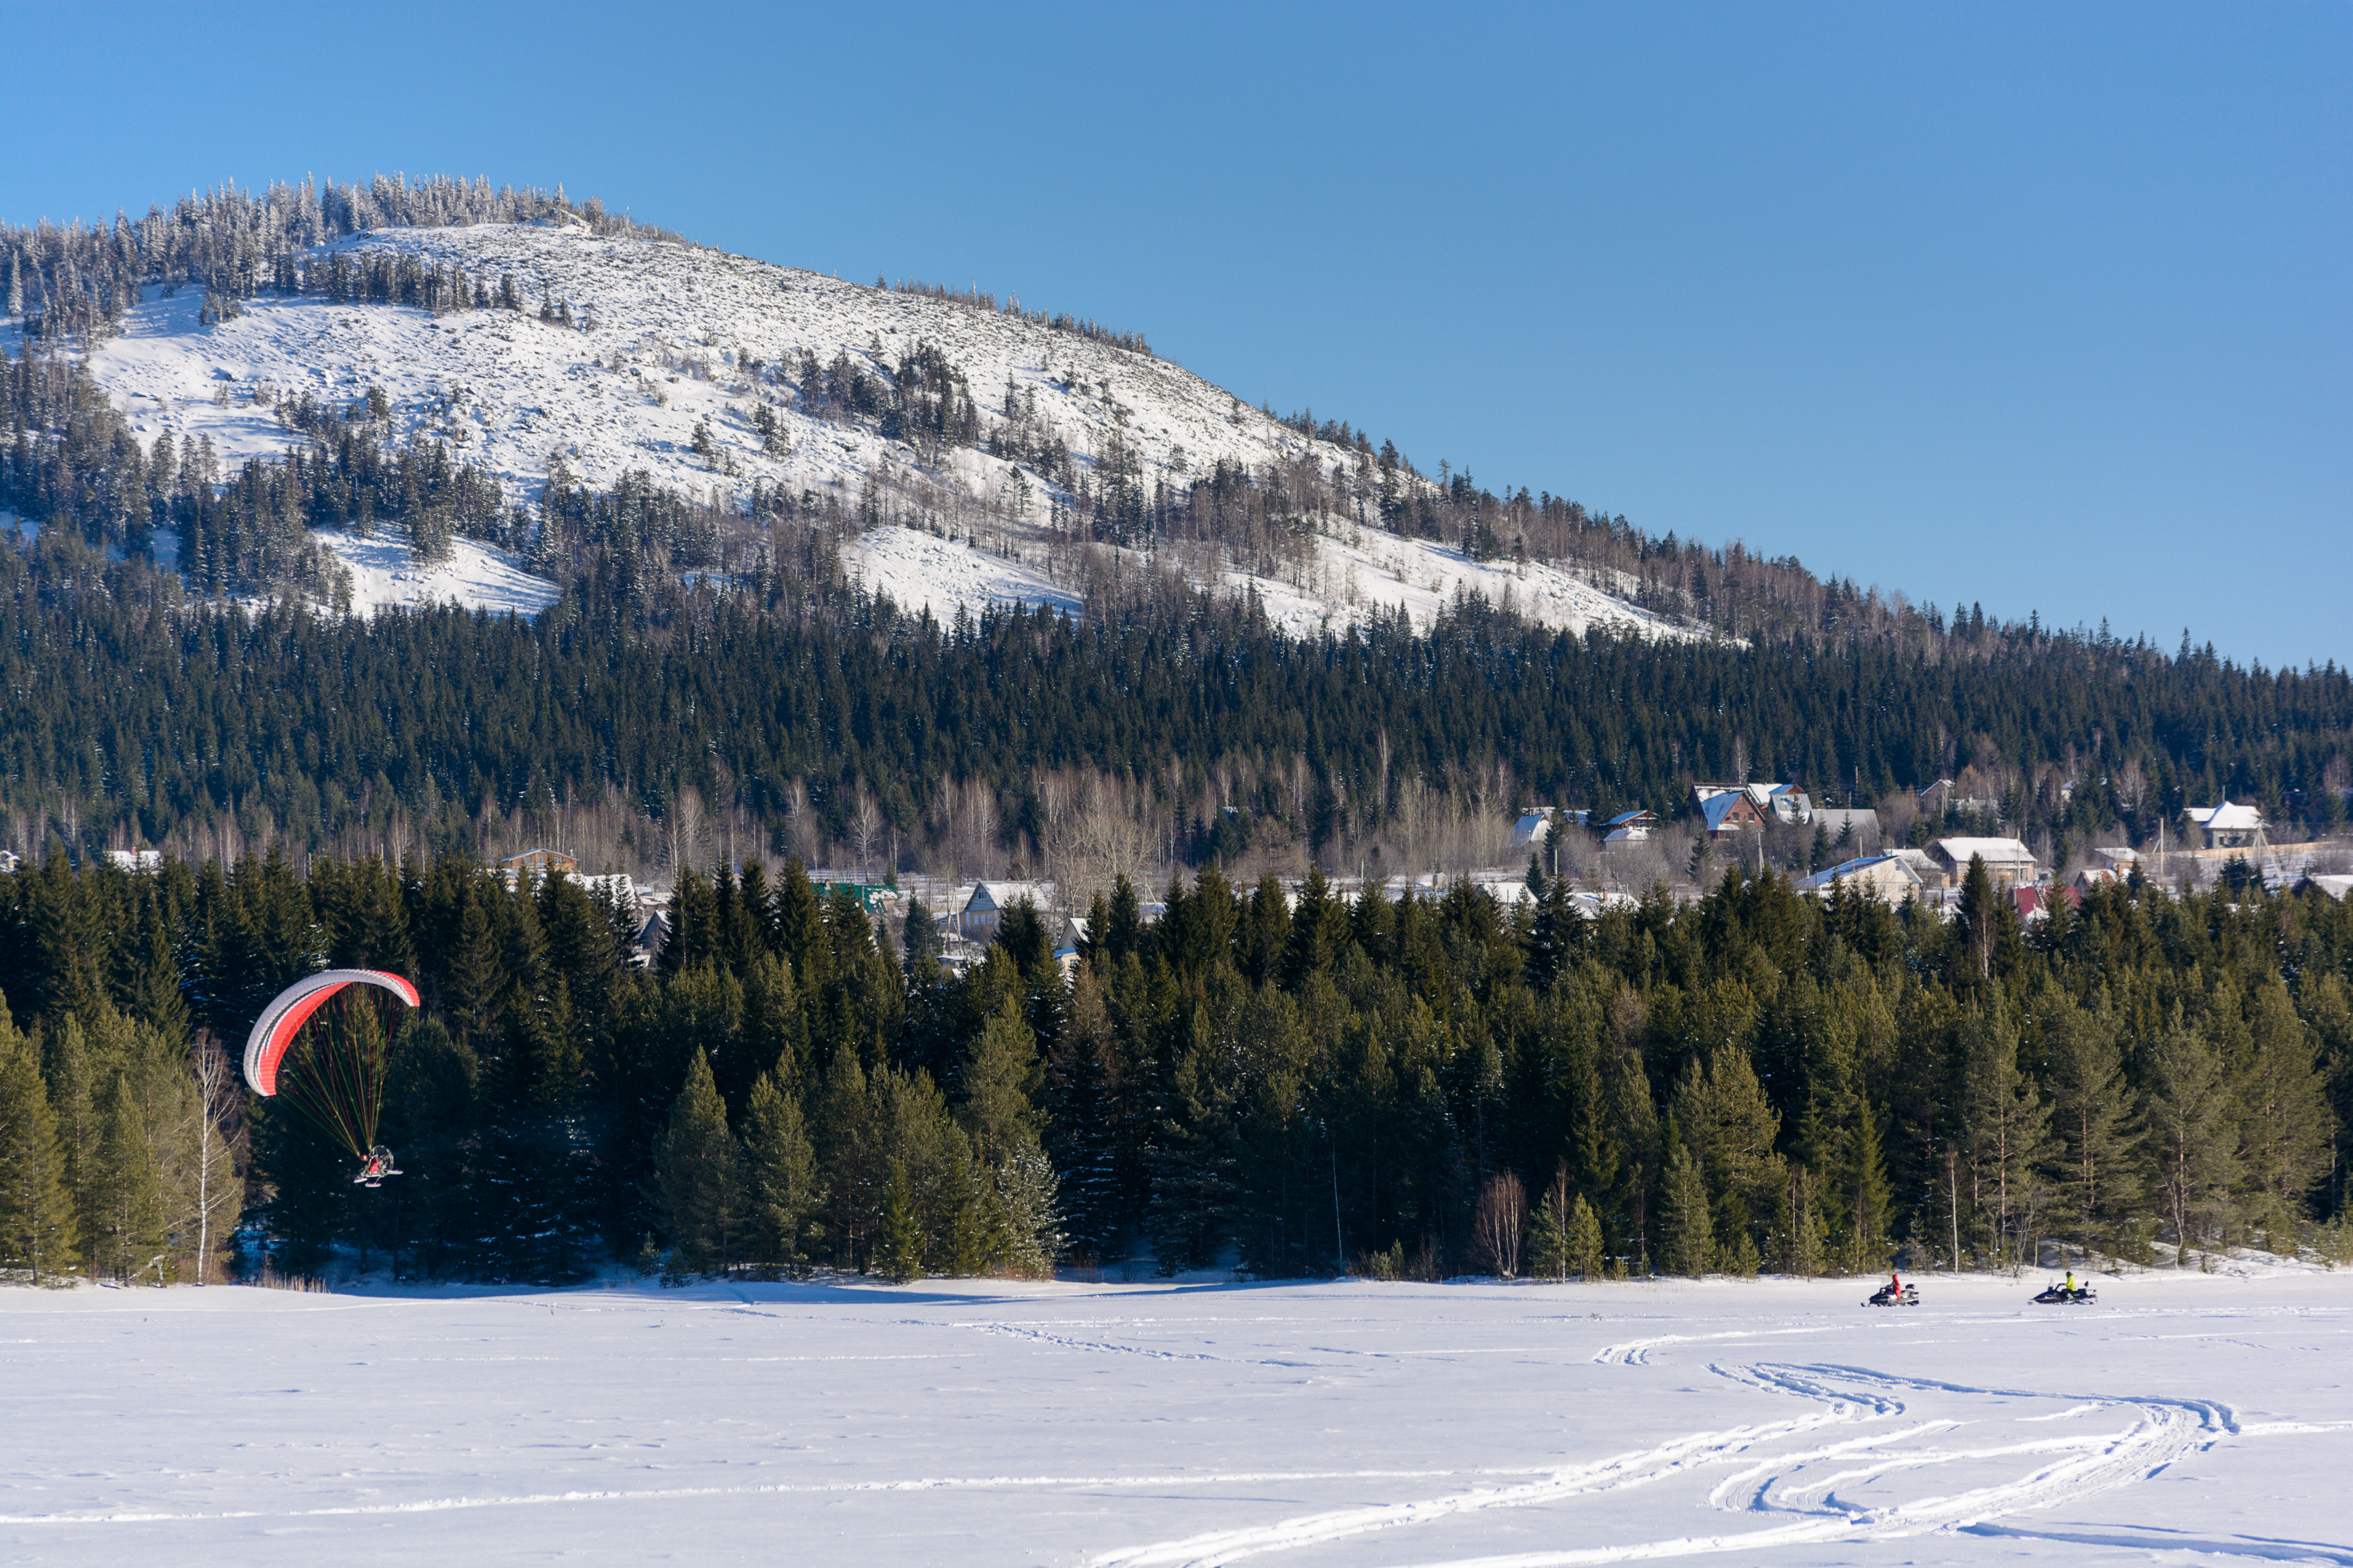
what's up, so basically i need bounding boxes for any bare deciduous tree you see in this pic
[851,789,885,871]
[1471,1171,1526,1279]
[187,1040,246,1286]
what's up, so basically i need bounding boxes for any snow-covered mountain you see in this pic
[71,221,1695,638]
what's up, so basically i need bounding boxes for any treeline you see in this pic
[1,175,677,343]
[884,275,1153,358]
[0,506,2346,873]
[1,850,2348,1287]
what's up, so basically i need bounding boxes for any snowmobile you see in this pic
[2031,1280,2096,1305]
[1864,1281,1920,1307]
[352,1145,402,1188]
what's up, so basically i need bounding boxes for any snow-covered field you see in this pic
[7,1268,2349,1566]
[38,222,1697,639]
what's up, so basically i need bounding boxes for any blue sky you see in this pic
[3,1,2344,665]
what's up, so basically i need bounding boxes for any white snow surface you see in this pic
[67,223,1694,638]
[6,1267,2350,1565]
[311,528,564,617]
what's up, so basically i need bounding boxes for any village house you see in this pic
[1693,782,1813,834]
[1916,779,2001,820]
[1796,853,1922,903]
[2012,885,2080,923]
[956,880,1056,941]
[1600,809,1660,845]
[2181,800,2266,851]
[1927,836,2040,888]
[1813,807,1880,850]
[1514,808,1589,848]
[500,847,579,879]
[1693,785,1769,835]
[103,849,163,875]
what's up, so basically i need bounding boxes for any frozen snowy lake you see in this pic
[5,1269,2350,1565]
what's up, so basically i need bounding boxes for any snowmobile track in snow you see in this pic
[1090,1357,2240,1567]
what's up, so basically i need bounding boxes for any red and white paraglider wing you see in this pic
[241,969,421,1095]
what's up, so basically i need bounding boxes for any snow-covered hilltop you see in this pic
[73,221,1694,638]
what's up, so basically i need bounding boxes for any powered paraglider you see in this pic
[243,970,420,1183]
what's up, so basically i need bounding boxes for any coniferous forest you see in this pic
[0,847,2348,1286]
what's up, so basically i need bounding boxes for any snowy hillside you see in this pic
[67,222,1695,638]
[8,1269,2351,1564]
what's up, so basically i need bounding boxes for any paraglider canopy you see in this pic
[242,969,420,1097]
[242,970,420,1175]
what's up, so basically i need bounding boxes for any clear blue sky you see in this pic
[3,1,2344,666]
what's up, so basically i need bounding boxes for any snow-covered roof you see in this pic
[1797,854,1920,894]
[1932,837,2037,867]
[1698,792,1763,832]
[2185,801,2264,832]
[966,880,1054,912]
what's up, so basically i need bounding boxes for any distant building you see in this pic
[1693,782,1812,832]
[1796,854,1922,904]
[1813,807,1880,850]
[0,850,18,875]
[956,880,1056,941]
[1888,847,1941,883]
[2013,885,2080,923]
[633,909,669,968]
[1512,810,1556,849]
[814,879,892,912]
[1928,837,2039,888]
[2302,874,2352,902]
[1918,779,2000,822]
[569,871,640,910]
[103,849,162,875]
[1600,809,1660,845]
[1694,786,1770,835]
[2181,801,2266,851]
[500,847,579,880]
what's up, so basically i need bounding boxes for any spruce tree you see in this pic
[0,1013,77,1279]
[651,1051,744,1275]
[741,1070,817,1269]
[872,1171,924,1282]
[959,993,1043,1171]
[1045,964,1120,1261]
[2037,983,2138,1245]
[1957,994,2051,1269]
[1524,1180,1568,1279]
[89,1076,166,1282]
[1565,1192,1605,1279]
[2233,977,2333,1245]
[1659,1141,1712,1277]
[41,1015,103,1240]
[2144,1008,2238,1263]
